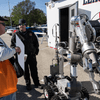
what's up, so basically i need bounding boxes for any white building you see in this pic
[46,0,100,48]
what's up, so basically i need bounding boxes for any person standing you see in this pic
[11,19,42,90]
[0,16,21,100]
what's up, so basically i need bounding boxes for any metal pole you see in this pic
[8,0,12,27]
[55,25,59,65]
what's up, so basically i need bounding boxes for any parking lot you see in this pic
[1,33,100,100]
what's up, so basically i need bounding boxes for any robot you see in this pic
[43,14,100,100]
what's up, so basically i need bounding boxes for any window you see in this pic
[71,9,74,17]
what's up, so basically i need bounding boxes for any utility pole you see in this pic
[8,0,12,27]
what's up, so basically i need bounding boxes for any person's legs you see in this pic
[0,92,16,100]
[24,59,31,90]
[29,56,40,85]
[24,60,31,84]
[29,56,43,89]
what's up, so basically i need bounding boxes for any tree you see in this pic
[11,0,46,26]
[11,0,35,25]
[4,16,10,26]
[29,9,46,26]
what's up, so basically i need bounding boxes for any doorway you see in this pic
[59,7,69,42]
[59,2,78,43]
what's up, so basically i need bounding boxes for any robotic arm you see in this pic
[70,14,100,94]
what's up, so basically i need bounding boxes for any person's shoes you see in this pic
[35,84,43,89]
[26,84,32,91]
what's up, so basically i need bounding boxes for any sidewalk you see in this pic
[1,33,100,100]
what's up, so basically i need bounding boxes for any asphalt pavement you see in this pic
[1,33,100,100]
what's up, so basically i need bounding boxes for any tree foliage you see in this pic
[28,8,46,26]
[3,16,10,26]
[10,0,46,26]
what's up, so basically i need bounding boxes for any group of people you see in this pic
[0,17,42,100]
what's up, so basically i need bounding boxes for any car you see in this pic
[40,24,47,33]
[26,27,42,36]
[6,27,18,35]
[41,24,47,27]
[13,29,18,34]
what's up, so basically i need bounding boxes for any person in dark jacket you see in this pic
[11,19,42,90]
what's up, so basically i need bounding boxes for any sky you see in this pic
[0,0,50,17]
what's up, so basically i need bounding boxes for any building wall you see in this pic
[79,0,100,20]
[46,0,100,48]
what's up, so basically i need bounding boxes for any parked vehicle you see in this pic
[40,24,47,33]
[6,27,18,35]
[13,29,18,34]
[41,24,47,27]
[26,27,42,36]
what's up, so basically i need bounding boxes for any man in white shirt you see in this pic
[0,16,21,100]
[0,17,21,61]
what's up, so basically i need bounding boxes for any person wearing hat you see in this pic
[11,19,43,90]
[0,16,21,100]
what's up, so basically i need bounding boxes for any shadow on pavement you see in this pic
[81,81,100,100]
[16,82,100,100]
[17,84,45,100]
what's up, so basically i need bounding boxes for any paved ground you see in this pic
[1,33,100,100]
